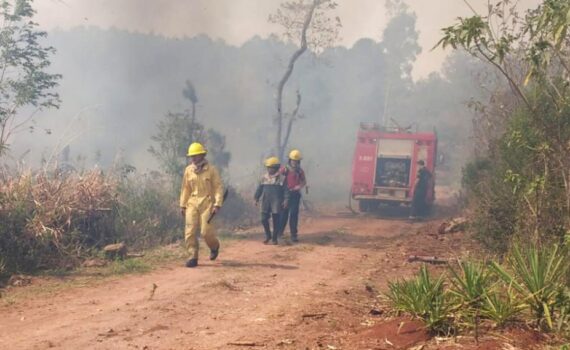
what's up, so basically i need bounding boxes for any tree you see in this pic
[379,0,422,125]
[148,82,230,192]
[437,0,570,249]
[269,0,341,160]
[382,0,421,84]
[182,80,198,124]
[0,0,61,156]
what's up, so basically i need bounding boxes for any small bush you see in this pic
[386,265,453,334]
[114,172,181,249]
[386,244,570,337]
[490,244,569,330]
[448,261,494,330]
[480,286,525,328]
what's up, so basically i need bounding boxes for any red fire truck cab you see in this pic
[351,122,437,212]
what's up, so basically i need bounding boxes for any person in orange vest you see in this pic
[254,156,289,245]
[280,149,307,243]
[179,142,224,268]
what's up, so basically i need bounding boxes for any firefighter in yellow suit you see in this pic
[180,142,224,268]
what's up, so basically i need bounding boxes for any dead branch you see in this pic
[407,255,448,265]
[302,312,327,319]
[227,341,264,347]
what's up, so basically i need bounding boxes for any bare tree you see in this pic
[269,0,340,160]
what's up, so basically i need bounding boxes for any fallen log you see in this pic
[302,312,327,319]
[227,341,264,347]
[438,217,468,234]
[407,255,448,265]
[103,242,127,260]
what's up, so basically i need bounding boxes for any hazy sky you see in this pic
[35,0,541,78]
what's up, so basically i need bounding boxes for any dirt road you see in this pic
[0,214,474,350]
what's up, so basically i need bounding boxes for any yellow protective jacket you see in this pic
[179,163,224,210]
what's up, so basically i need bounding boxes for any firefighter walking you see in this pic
[281,149,307,243]
[254,157,289,245]
[180,142,224,268]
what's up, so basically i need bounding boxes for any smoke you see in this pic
[6,0,538,203]
[34,0,542,80]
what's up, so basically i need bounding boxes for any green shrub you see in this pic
[448,261,494,330]
[386,265,453,334]
[480,285,525,327]
[114,172,181,249]
[449,261,493,308]
[490,244,569,330]
[462,89,570,252]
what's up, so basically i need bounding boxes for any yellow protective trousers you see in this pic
[180,163,224,259]
[184,201,219,259]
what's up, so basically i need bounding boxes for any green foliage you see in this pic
[481,286,525,327]
[114,172,181,249]
[443,1,570,249]
[490,244,568,330]
[386,245,570,336]
[148,81,231,192]
[0,0,60,154]
[447,260,523,329]
[148,111,203,184]
[449,261,492,309]
[386,265,452,334]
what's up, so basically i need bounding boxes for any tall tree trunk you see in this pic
[282,90,302,155]
[275,0,318,160]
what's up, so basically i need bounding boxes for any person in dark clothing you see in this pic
[255,157,289,245]
[280,149,306,243]
[409,160,432,219]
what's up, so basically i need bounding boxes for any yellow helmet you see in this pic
[265,156,280,168]
[288,149,302,161]
[187,142,207,156]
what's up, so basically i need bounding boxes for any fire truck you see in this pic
[351,122,437,212]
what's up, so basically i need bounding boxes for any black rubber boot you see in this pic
[209,248,219,261]
[185,258,198,268]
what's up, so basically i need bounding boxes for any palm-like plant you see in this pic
[386,265,452,334]
[490,244,568,330]
[481,285,526,328]
[448,261,493,332]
